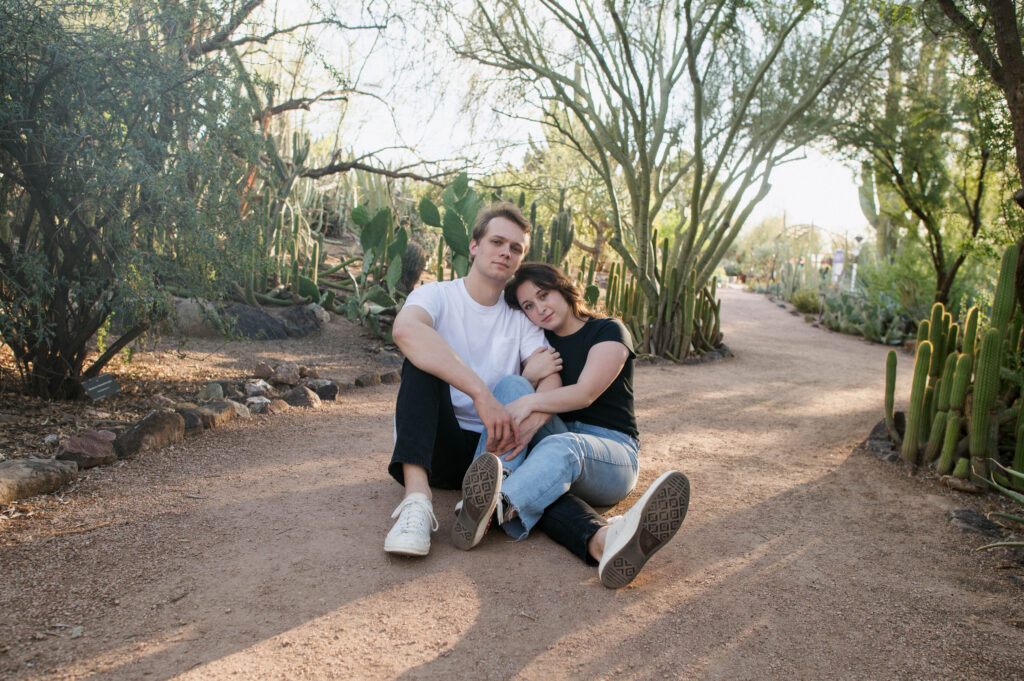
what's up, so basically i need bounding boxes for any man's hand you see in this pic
[521,347,562,387]
[475,392,518,455]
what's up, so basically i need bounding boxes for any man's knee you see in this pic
[492,374,533,403]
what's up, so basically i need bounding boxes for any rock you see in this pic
[56,430,116,469]
[44,434,60,447]
[223,400,251,420]
[280,304,328,338]
[217,381,243,398]
[355,372,381,388]
[947,509,1003,537]
[149,394,177,409]
[315,383,339,401]
[283,386,321,408]
[246,396,272,414]
[115,411,185,458]
[177,407,204,436]
[253,362,274,380]
[304,378,331,389]
[196,402,240,430]
[865,419,899,462]
[377,352,404,368]
[245,379,273,397]
[0,458,78,503]
[272,362,301,386]
[299,365,319,379]
[171,297,219,337]
[380,371,401,385]
[196,382,224,402]
[266,399,291,414]
[222,303,288,340]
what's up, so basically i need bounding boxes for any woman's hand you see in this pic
[521,347,562,387]
[504,394,536,426]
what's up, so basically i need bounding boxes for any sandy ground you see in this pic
[1,287,1023,681]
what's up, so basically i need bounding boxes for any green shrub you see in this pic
[791,288,822,314]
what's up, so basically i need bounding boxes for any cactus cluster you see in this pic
[419,174,720,360]
[887,244,1022,489]
[527,189,575,270]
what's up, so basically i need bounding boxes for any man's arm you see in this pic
[392,304,517,452]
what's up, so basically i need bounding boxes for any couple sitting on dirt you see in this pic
[383,202,690,588]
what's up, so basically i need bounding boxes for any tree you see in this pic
[928,0,1024,307]
[444,0,882,356]
[0,0,275,398]
[831,21,999,305]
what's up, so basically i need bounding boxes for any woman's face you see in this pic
[516,280,573,333]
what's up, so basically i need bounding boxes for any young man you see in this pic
[385,202,556,556]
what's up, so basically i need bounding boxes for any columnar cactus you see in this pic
[961,306,979,360]
[902,341,932,465]
[990,244,1018,341]
[969,328,1002,478]
[935,354,972,475]
[928,303,946,378]
[885,350,900,444]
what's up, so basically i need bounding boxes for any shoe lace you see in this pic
[391,496,438,534]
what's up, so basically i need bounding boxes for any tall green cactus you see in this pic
[902,341,932,465]
[961,306,979,359]
[990,244,1018,341]
[924,353,959,463]
[928,303,946,378]
[885,350,900,444]
[526,190,575,268]
[935,353,972,475]
[969,328,1002,475]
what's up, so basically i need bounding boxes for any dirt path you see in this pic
[2,288,1023,681]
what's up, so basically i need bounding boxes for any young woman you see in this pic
[451,262,689,588]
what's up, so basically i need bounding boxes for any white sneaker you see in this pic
[598,470,690,588]
[384,493,438,556]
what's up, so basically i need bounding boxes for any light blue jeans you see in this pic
[474,375,640,540]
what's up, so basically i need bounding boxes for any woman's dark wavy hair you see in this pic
[504,262,600,321]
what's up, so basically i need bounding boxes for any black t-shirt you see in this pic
[545,317,638,438]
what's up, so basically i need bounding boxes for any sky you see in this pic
[283,1,873,243]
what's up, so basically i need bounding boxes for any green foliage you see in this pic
[0,0,262,397]
[419,172,482,279]
[820,290,910,345]
[340,204,410,339]
[791,288,822,314]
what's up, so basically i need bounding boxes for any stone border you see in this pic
[0,366,402,505]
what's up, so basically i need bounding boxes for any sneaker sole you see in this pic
[451,454,501,550]
[599,471,690,589]
[384,539,430,557]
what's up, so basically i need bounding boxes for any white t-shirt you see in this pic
[403,278,547,432]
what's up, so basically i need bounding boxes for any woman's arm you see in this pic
[505,341,628,422]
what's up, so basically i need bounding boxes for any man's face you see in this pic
[468,217,528,281]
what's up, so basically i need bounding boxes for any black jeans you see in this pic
[389,359,607,564]
[388,360,481,490]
